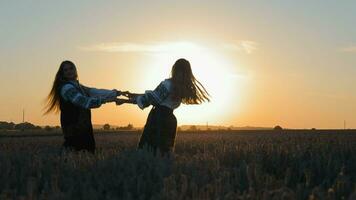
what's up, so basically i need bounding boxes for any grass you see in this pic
[0,130,355,199]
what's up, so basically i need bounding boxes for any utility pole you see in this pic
[22,109,25,132]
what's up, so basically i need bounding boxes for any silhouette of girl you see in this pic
[44,60,121,153]
[117,58,210,154]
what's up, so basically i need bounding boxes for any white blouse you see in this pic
[60,81,117,109]
[136,79,181,110]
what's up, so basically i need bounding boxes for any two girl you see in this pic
[46,58,209,154]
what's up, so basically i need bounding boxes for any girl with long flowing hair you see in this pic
[117,58,210,154]
[44,60,121,153]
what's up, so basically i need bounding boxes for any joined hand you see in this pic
[115,98,127,105]
[121,91,137,99]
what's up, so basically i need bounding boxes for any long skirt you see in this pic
[138,105,177,154]
[63,132,96,154]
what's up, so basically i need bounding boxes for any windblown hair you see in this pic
[170,58,210,104]
[44,60,77,114]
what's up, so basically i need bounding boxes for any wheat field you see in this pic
[1,130,355,199]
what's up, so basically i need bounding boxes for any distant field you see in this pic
[1,130,355,199]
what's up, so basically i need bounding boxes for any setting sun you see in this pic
[134,41,245,124]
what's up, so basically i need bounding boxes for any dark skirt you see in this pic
[138,105,177,154]
[63,132,96,154]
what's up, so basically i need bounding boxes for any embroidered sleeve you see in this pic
[136,81,170,109]
[81,85,117,101]
[60,84,103,109]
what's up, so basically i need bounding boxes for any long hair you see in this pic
[170,58,210,104]
[43,60,78,114]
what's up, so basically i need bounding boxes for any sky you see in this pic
[0,1,356,129]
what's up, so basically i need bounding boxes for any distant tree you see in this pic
[14,122,36,130]
[116,124,134,130]
[44,126,53,131]
[274,125,283,131]
[189,125,197,131]
[177,127,182,132]
[127,124,134,130]
[0,121,15,130]
[55,126,60,129]
[103,124,111,130]
[35,126,42,130]
[229,125,234,130]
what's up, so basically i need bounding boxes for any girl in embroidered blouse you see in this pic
[117,58,210,154]
[44,60,122,153]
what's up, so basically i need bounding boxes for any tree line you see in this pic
[0,121,60,131]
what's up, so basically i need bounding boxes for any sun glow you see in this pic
[138,41,245,125]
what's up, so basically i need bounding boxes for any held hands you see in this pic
[102,90,137,104]
[121,91,138,99]
[115,98,127,105]
[113,89,122,96]
[113,89,138,99]
[113,89,135,96]
[114,91,137,106]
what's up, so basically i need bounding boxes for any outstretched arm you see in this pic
[118,80,170,109]
[136,81,170,109]
[61,84,116,109]
[81,85,122,99]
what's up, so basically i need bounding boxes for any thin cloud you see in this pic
[78,42,203,53]
[79,40,259,54]
[340,46,356,53]
[78,43,159,52]
[222,40,259,54]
